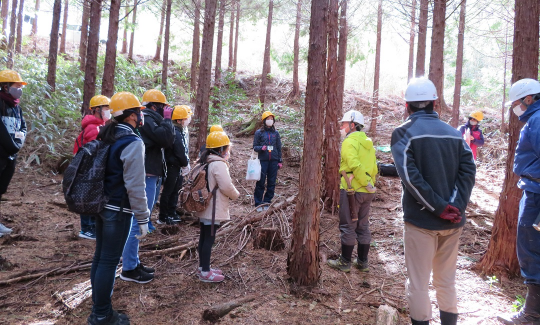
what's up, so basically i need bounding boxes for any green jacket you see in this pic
[339,131,378,193]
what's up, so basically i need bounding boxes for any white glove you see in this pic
[135,223,149,240]
[181,164,191,176]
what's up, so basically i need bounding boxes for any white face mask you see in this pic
[102,109,111,121]
[183,119,190,127]
[265,119,274,127]
[513,105,526,117]
[469,120,478,126]
[187,116,192,124]
[340,128,347,139]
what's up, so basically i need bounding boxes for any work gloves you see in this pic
[440,204,462,223]
[136,223,149,240]
[163,105,174,120]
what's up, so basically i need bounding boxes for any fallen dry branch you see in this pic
[202,295,256,322]
[0,262,92,286]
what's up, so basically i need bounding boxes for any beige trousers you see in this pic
[404,222,463,321]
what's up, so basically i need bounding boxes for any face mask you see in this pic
[102,109,111,121]
[184,118,191,127]
[469,120,478,126]
[513,105,526,117]
[222,150,230,160]
[156,105,164,117]
[265,119,274,127]
[9,87,22,99]
[340,128,347,139]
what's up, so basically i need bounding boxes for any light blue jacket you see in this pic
[514,99,540,194]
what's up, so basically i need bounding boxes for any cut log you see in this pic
[253,227,285,251]
[376,305,400,325]
[235,116,263,137]
[202,295,256,322]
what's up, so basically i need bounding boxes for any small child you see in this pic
[458,111,485,160]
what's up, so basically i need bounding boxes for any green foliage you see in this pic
[485,275,499,289]
[512,295,525,312]
[209,71,247,125]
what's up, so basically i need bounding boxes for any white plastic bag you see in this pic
[246,152,261,181]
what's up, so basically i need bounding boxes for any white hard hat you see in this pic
[505,78,540,106]
[340,110,364,126]
[404,77,438,102]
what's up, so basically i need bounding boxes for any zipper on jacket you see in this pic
[267,131,272,160]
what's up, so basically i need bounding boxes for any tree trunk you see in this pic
[121,4,129,54]
[501,23,510,132]
[46,0,61,91]
[214,0,226,88]
[79,0,90,70]
[407,0,416,82]
[428,0,447,114]
[322,0,340,212]
[1,0,9,48]
[451,0,466,128]
[153,0,166,61]
[370,0,383,136]
[7,0,18,68]
[15,0,23,53]
[81,0,103,115]
[476,0,539,277]
[287,0,327,287]
[415,0,428,77]
[101,0,121,97]
[59,0,68,54]
[233,0,240,73]
[258,0,273,106]
[161,0,172,90]
[128,0,137,62]
[228,1,235,70]
[31,0,39,36]
[336,0,347,116]
[290,0,302,100]
[190,0,201,102]
[193,0,218,161]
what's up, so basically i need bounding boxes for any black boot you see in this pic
[354,244,370,271]
[341,244,354,262]
[497,284,540,325]
[440,310,458,325]
[411,318,429,325]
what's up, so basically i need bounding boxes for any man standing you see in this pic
[498,78,540,325]
[391,78,476,325]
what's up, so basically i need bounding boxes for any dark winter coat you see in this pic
[514,100,540,194]
[458,121,484,160]
[165,124,189,168]
[0,98,26,160]
[139,108,175,176]
[253,127,282,162]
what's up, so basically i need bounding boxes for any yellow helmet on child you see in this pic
[172,105,189,120]
[186,107,193,116]
[110,92,143,117]
[210,125,224,133]
[0,70,27,85]
[206,131,230,149]
[90,95,111,108]
[142,89,168,104]
[261,111,275,121]
[469,111,484,122]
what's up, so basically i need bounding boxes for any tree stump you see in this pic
[376,305,400,325]
[253,227,285,251]
[202,296,256,322]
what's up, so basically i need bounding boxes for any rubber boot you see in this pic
[327,245,354,273]
[440,310,458,325]
[411,318,429,325]
[341,244,354,262]
[353,244,370,272]
[497,284,540,325]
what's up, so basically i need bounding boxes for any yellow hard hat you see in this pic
[186,107,193,116]
[89,95,111,108]
[261,111,275,121]
[110,92,143,117]
[142,89,167,104]
[0,70,27,85]
[210,125,223,133]
[172,105,189,120]
[469,111,484,122]
[206,131,230,149]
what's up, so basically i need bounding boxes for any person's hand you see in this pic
[440,204,462,223]
[163,105,173,119]
[262,145,267,151]
[135,223,149,239]
[278,163,283,169]
[181,164,191,176]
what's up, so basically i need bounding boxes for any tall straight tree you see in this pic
[121,4,129,53]
[60,0,69,54]
[31,0,39,35]
[161,0,172,90]
[227,1,235,70]
[190,0,201,102]
[15,0,24,53]
[287,0,327,286]
[336,0,348,114]
[1,0,8,47]
[415,0,428,77]
[477,0,539,276]
[128,0,138,61]
[101,0,121,97]
[322,0,340,211]
[290,0,302,99]
[258,0,273,106]
[193,0,218,161]
[232,0,240,72]
[81,0,103,114]
[7,0,18,68]
[451,0,466,127]
[79,0,90,70]
[370,0,383,135]
[407,0,416,82]
[46,0,61,90]
[214,0,226,88]
[153,0,166,61]
[428,0,447,113]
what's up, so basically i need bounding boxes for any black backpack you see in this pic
[62,140,111,214]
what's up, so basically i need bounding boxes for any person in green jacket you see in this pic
[328,110,378,273]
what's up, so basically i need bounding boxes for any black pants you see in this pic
[198,223,220,272]
[159,165,183,218]
[0,156,16,195]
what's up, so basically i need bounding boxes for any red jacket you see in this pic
[73,115,105,154]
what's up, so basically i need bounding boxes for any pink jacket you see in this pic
[73,115,105,154]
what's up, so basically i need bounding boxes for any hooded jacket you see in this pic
[139,108,175,176]
[253,126,282,162]
[0,97,26,160]
[73,115,105,154]
[339,131,378,193]
[514,100,540,194]
[164,124,189,168]
[391,110,476,231]
[458,121,484,160]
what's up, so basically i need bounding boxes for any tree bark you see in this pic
[214,0,226,88]
[101,0,121,97]
[1,0,9,48]
[59,0,68,54]
[258,0,273,106]
[15,0,23,53]
[7,0,18,68]
[428,0,447,114]
[287,0,327,287]
[193,0,218,161]
[233,0,240,73]
[81,0,103,115]
[79,0,90,70]
[161,0,172,90]
[451,0,466,128]
[190,0,201,102]
[415,0,428,77]
[121,4,129,54]
[477,0,539,277]
[407,0,416,82]
[228,1,235,70]
[322,0,340,212]
[46,0,61,91]
[128,0,137,62]
[31,0,39,36]
[370,0,383,136]
[290,0,302,100]
[501,23,510,131]
[336,0,347,116]
[153,0,166,61]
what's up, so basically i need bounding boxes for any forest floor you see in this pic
[0,71,524,325]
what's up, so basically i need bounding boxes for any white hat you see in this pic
[505,78,540,106]
[340,110,364,126]
[404,77,438,102]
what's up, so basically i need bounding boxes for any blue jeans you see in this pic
[254,160,279,206]
[148,176,162,231]
[90,209,132,317]
[80,214,96,233]
[517,190,540,285]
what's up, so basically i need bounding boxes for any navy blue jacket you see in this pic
[140,108,174,176]
[165,124,189,167]
[253,127,282,162]
[514,100,540,194]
